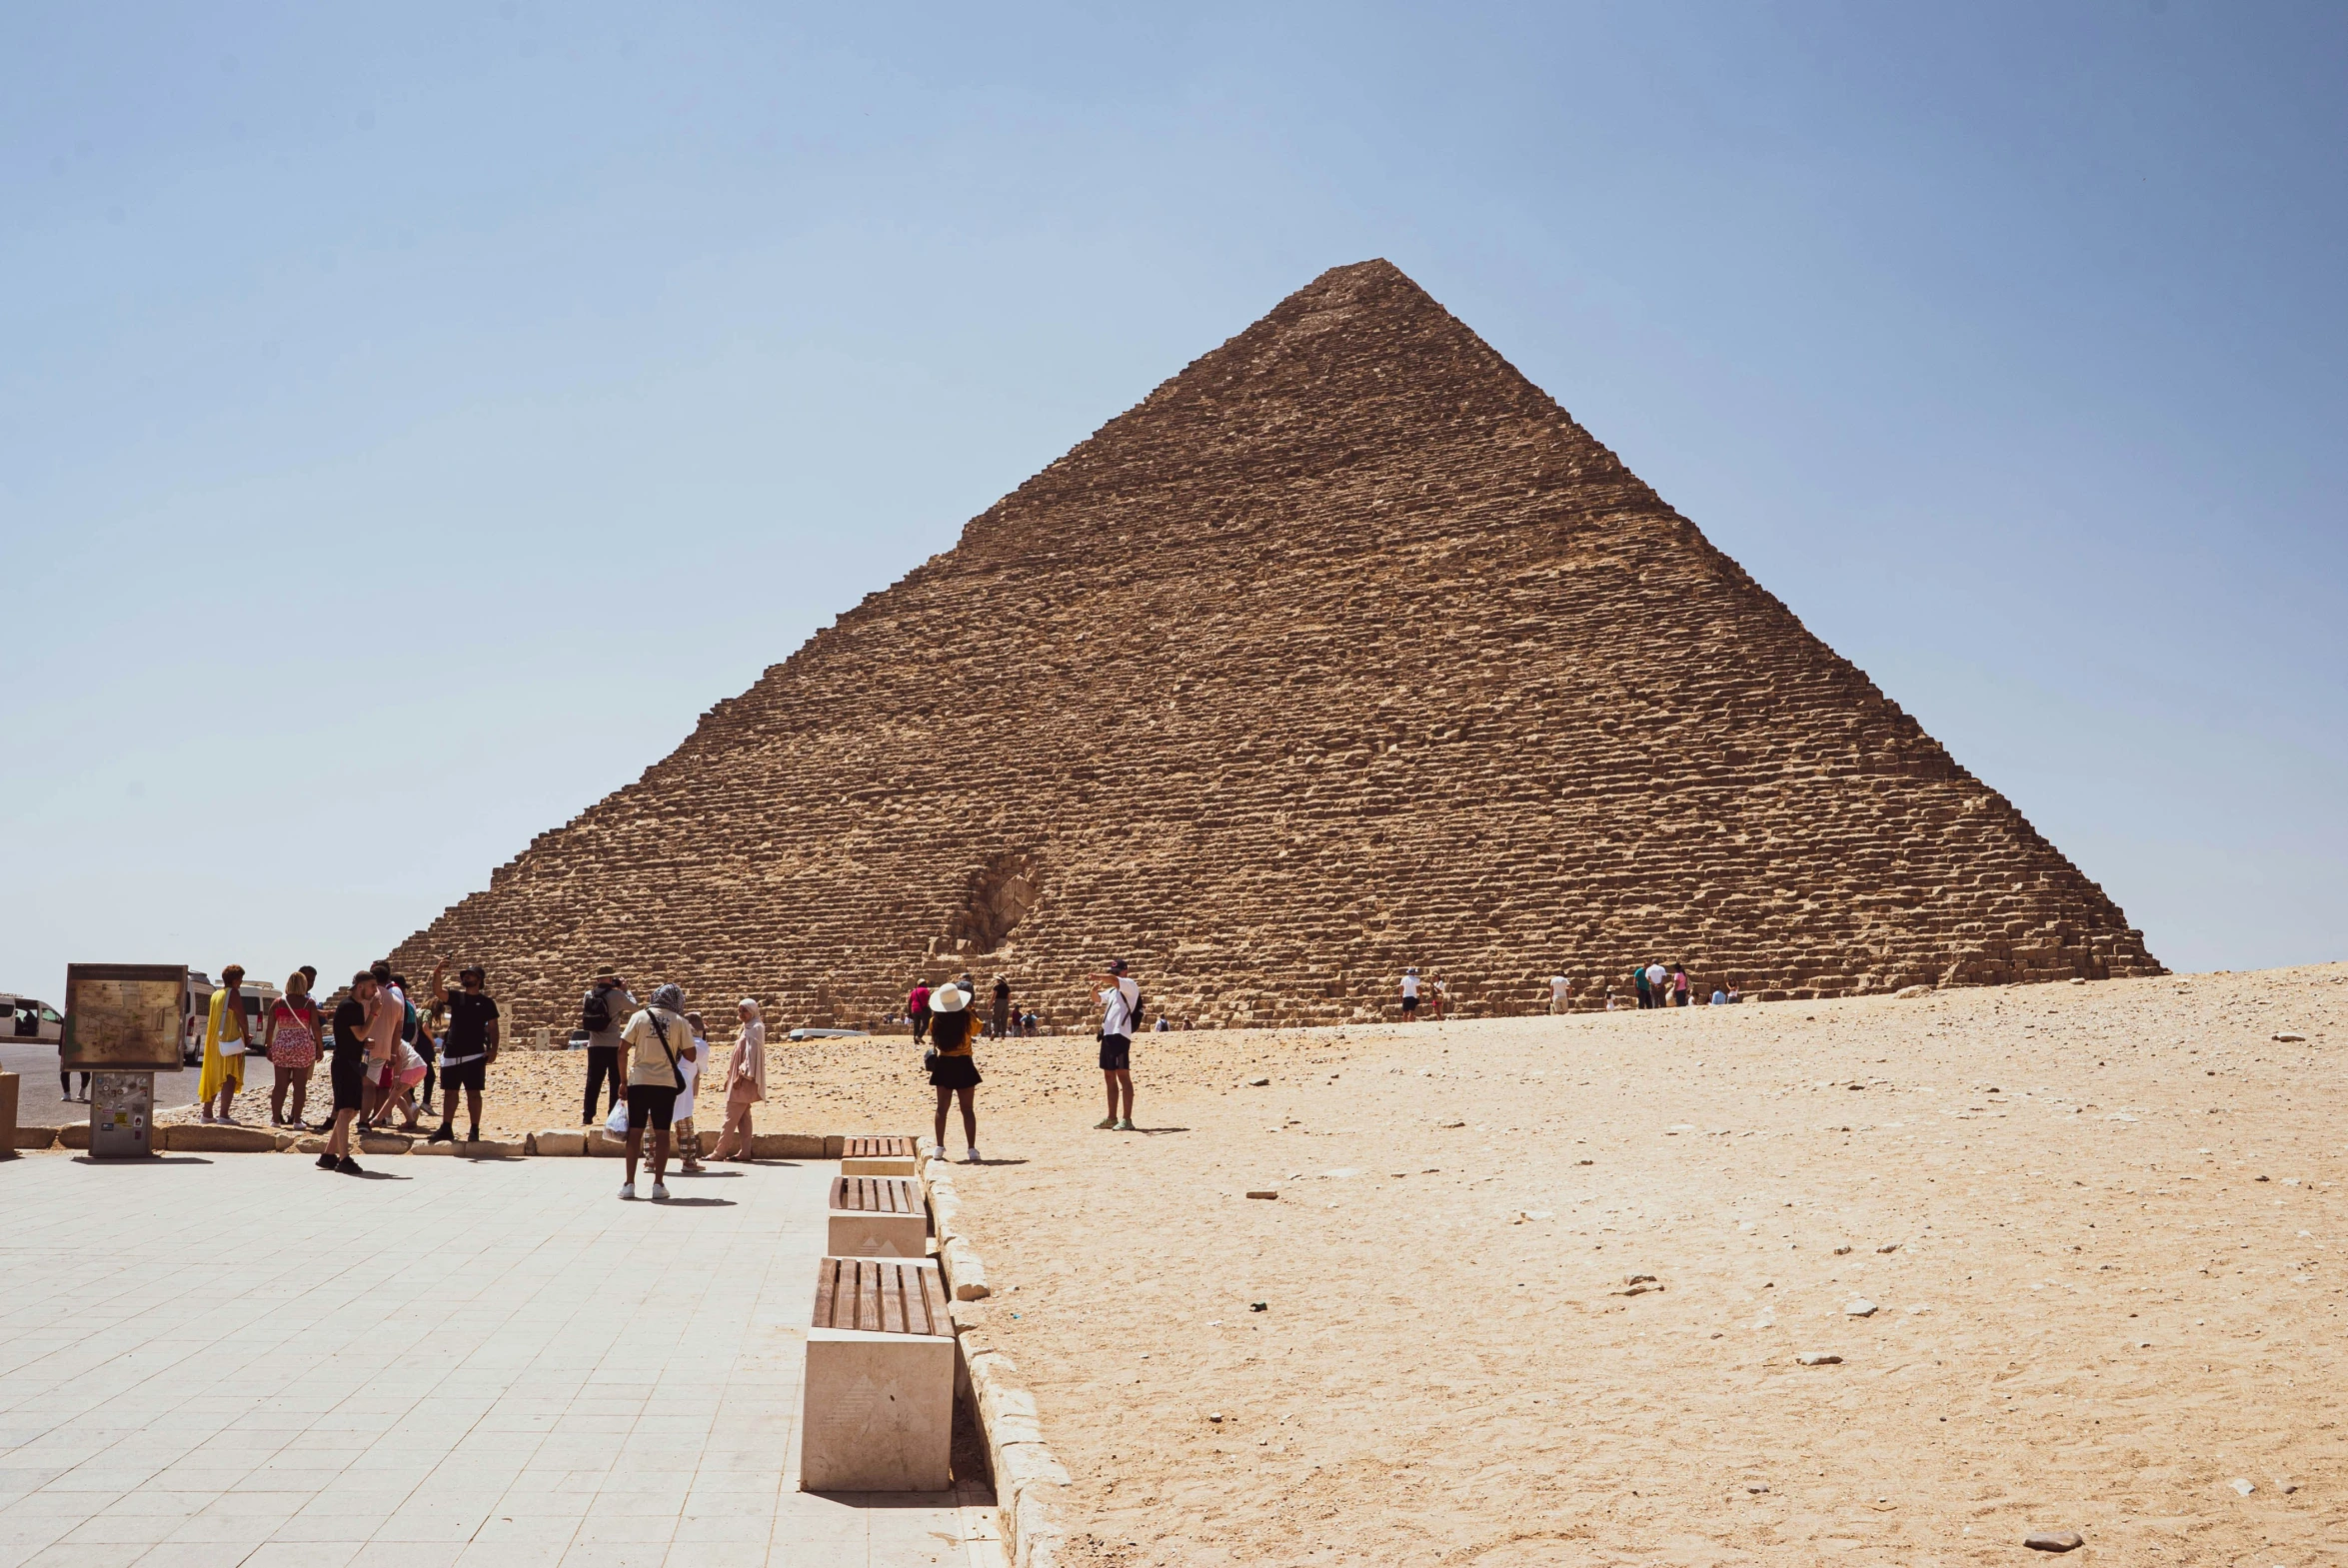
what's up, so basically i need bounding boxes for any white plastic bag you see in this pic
[605,1101,630,1135]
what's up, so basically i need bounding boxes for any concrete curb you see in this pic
[19,1124,835,1158]
[920,1150,1069,1568]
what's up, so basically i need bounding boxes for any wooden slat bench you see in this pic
[840,1133,922,1177]
[800,1256,956,1492]
[812,1256,953,1338]
[827,1175,930,1259]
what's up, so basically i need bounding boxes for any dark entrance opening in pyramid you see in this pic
[941,851,1043,958]
[389,259,2159,1033]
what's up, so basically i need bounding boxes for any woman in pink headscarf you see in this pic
[708,998,768,1161]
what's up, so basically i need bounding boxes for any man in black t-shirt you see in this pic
[320,972,376,1174]
[424,958,500,1145]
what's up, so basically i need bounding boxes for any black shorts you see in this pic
[441,1057,487,1093]
[929,1052,981,1089]
[330,1051,367,1112]
[1400,995,1419,1013]
[1099,1033,1132,1072]
[625,1084,679,1130]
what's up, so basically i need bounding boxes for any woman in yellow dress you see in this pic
[199,964,254,1123]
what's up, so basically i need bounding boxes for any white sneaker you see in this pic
[962,1147,981,1164]
[651,1182,671,1201]
[619,1182,637,1200]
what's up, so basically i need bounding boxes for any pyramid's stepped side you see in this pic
[388,260,2159,1033]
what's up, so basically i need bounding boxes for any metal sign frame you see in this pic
[62,963,189,1073]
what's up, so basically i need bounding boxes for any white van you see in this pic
[4,994,64,1046]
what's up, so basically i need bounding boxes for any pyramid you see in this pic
[389,260,2160,1032]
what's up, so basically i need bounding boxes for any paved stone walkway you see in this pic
[0,1151,997,1567]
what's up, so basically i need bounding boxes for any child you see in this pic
[675,1011,707,1172]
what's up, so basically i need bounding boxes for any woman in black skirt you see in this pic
[926,981,982,1163]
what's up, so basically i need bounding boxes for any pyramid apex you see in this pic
[1288,256,1420,302]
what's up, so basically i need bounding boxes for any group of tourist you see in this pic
[905,972,1041,1040]
[177,948,1150,1195]
[1396,966,1451,1020]
[574,967,772,1197]
[192,957,503,1174]
[1553,968,1749,1014]
[1615,960,1740,1008]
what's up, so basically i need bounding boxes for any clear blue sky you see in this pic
[5,1,2343,1008]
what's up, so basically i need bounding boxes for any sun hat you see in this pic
[930,983,971,1014]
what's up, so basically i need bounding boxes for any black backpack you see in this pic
[582,986,613,1034]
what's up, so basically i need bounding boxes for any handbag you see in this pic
[216,998,247,1056]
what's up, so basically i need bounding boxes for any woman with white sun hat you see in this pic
[925,979,983,1163]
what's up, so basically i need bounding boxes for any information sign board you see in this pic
[62,964,188,1072]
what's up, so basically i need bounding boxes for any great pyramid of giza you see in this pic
[389,259,2160,1032]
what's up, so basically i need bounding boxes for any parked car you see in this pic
[4,994,64,1045]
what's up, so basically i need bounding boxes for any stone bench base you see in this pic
[801,1329,955,1491]
[828,1174,928,1258]
[840,1154,919,1177]
[827,1210,928,1258]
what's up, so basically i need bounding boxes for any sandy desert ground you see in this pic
[135,964,2345,1563]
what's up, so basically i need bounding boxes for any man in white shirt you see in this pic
[1400,967,1421,1021]
[1092,958,1141,1131]
[1644,961,1667,1008]
[1549,974,1571,1014]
